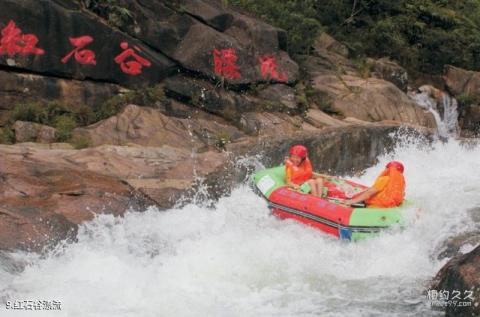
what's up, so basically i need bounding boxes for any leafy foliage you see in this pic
[232,0,480,73]
[81,0,135,28]
[54,115,77,142]
[317,0,480,73]
[229,0,322,54]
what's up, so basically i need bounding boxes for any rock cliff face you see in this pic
[0,0,434,128]
[0,0,438,252]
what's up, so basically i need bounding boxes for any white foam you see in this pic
[1,138,479,317]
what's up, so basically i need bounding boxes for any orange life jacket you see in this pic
[285,158,313,185]
[366,168,406,208]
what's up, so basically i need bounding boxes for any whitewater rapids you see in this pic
[1,138,479,317]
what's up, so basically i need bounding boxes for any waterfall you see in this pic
[409,86,459,138]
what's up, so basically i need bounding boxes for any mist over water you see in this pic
[1,137,479,317]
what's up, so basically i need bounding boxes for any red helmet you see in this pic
[386,161,404,173]
[289,145,308,158]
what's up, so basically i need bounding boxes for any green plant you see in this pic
[215,131,232,150]
[54,115,77,142]
[71,104,95,126]
[0,127,14,144]
[69,135,92,149]
[352,58,374,79]
[456,93,479,108]
[229,0,321,55]
[11,101,74,126]
[12,102,44,123]
[144,85,167,105]
[96,95,126,122]
[81,0,135,28]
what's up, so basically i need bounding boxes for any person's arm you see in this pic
[312,172,331,179]
[286,180,300,190]
[345,187,379,205]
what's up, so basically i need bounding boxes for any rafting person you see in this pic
[285,145,325,197]
[344,161,406,208]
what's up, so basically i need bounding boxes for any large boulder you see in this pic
[73,104,246,149]
[0,144,155,251]
[0,0,177,87]
[308,69,435,127]
[444,65,480,99]
[13,120,56,143]
[369,57,409,92]
[432,244,480,317]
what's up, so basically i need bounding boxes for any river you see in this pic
[1,137,479,317]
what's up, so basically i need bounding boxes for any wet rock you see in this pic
[369,57,409,92]
[13,121,56,143]
[460,105,480,136]
[229,123,420,175]
[432,244,480,317]
[437,231,480,260]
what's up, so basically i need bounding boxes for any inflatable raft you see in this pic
[253,166,407,241]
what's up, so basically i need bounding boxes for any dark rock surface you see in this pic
[432,244,480,317]
[0,0,177,87]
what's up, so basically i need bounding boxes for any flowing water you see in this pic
[1,137,479,317]
[409,89,460,138]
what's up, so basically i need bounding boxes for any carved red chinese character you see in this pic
[213,48,241,79]
[61,36,96,65]
[0,20,44,56]
[259,55,288,82]
[114,42,151,75]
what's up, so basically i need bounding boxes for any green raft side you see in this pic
[349,201,410,227]
[349,201,411,241]
[252,166,287,198]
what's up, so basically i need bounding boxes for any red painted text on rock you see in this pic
[61,36,96,65]
[213,48,241,79]
[114,42,151,75]
[0,20,44,56]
